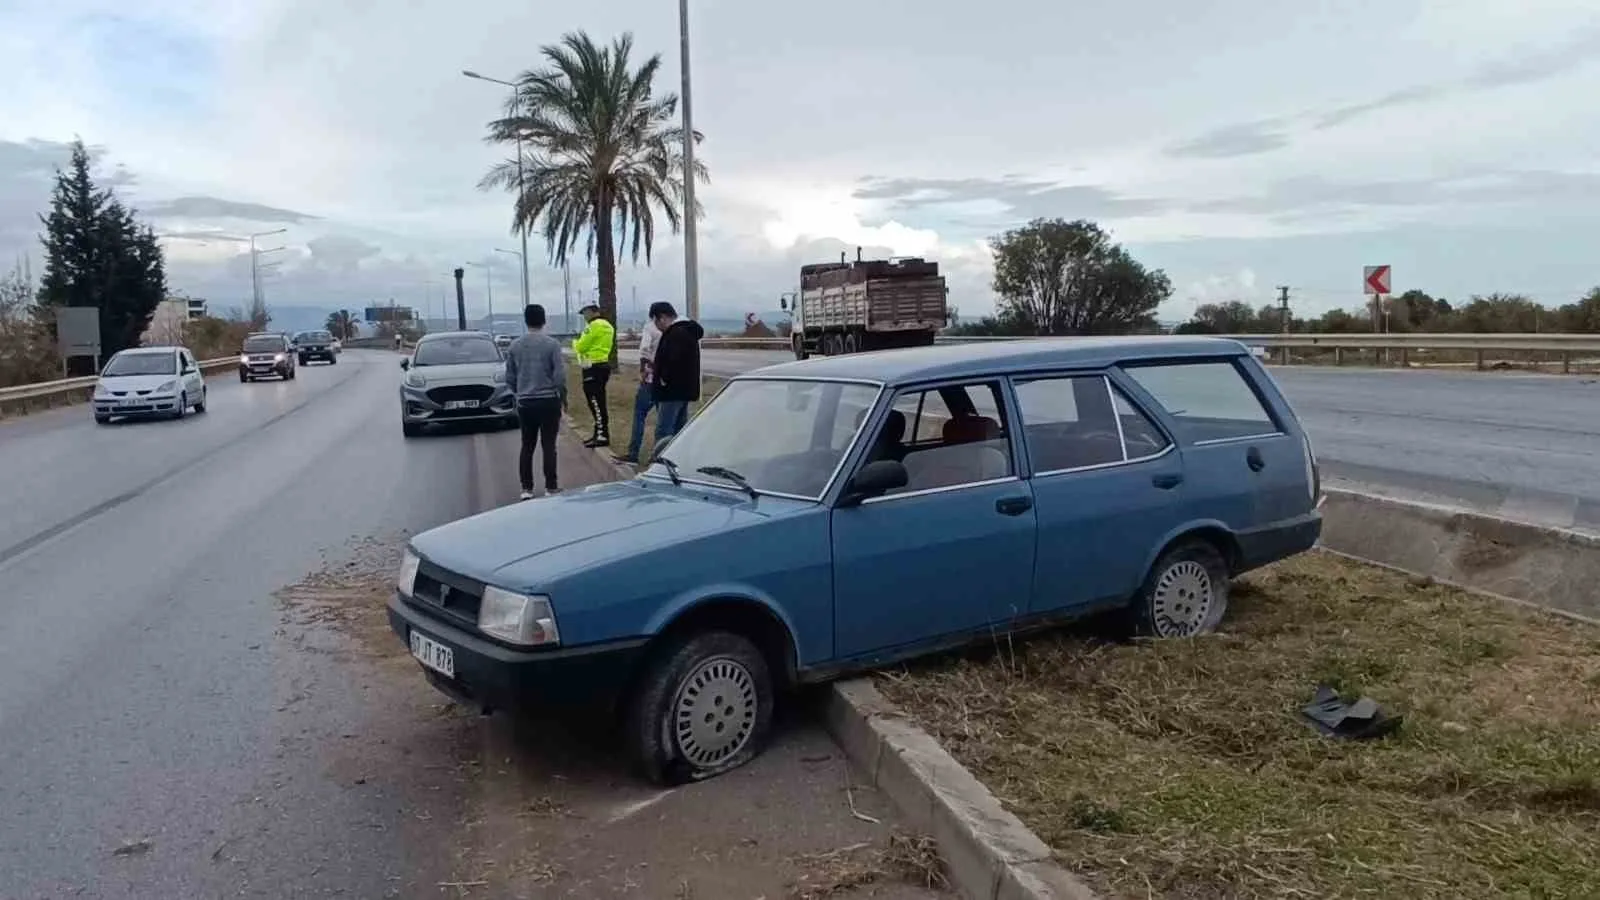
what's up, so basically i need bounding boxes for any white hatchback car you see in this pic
[92,346,208,424]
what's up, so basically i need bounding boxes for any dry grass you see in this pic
[786,831,949,899]
[563,361,721,462]
[879,551,1600,900]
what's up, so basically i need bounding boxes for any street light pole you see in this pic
[677,0,700,321]
[246,228,286,323]
[463,70,532,310]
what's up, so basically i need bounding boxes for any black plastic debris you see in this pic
[1301,684,1403,740]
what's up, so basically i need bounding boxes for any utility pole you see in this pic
[1276,285,1291,365]
[678,0,700,321]
[453,268,467,331]
[561,263,573,335]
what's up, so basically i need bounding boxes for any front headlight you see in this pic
[94,381,109,396]
[396,549,421,597]
[405,372,426,388]
[157,380,178,394]
[238,354,250,364]
[491,370,507,385]
[274,353,285,362]
[478,588,560,646]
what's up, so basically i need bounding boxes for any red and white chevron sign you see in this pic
[1363,265,1391,295]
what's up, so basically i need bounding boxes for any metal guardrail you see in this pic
[0,357,240,409]
[605,332,1600,371]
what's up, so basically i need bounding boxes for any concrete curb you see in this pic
[824,679,1100,900]
[1319,487,1600,623]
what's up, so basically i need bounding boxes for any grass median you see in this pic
[562,362,723,462]
[878,551,1600,900]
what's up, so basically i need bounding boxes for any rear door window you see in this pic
[1120,359,1280,443]
[1012,375,1173,472]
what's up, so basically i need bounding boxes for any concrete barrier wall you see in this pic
[1319,487,1600,622]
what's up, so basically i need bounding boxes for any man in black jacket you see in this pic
[648,301,703,447]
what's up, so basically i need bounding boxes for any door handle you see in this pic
[1246,446,1265,472]
[995,496,1033,516]
[1152,473,1183,490]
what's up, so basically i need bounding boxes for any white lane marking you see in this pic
[600,789,675,826]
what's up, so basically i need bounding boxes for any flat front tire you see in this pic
[1132,540,1230,638]
[624,631,774,786]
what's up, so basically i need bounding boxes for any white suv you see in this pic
[92,346,208,424]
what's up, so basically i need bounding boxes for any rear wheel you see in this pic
[1131,540,1230,638]
[842,332,859,354]
[624,630,774,786]
[792,334,808,361]
[194,388,206,413]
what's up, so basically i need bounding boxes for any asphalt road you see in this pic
[698,349,1600,533]
[0,350,938,899]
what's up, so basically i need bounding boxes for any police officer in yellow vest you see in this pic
[573,303,617,447]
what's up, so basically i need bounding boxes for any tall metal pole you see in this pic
[677,0,700,321]
[561,262,573,335]
[514,105,531,310]
[464,71,532,310]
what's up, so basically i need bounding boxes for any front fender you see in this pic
[645,583,807,663]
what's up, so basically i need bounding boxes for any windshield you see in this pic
[646,378,881,499]
[299,331,332,342]
[413,337,501,366]
[243,336,284,353]
[102,352,176,377]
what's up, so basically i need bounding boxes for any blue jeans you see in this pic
[655,400,689,447]
[623,382,655,461]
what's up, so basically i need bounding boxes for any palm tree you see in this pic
[478,31,707,340]
[325,309,359,340]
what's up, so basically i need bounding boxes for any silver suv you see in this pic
[399,331,516,437]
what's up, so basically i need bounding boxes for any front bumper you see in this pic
[298,347,336,360]
[400,382,516,424]
[387,593,648,715]
[240,361,290,378]
[93,394,180,417]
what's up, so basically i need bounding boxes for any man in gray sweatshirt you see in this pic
[503,304,568,499]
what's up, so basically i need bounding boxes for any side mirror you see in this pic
[399,358,410,370]
[779,297,788,311]
[838,460,908,507]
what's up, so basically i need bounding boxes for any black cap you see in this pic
[648,301,677,319]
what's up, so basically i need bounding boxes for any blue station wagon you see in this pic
[389,337,1323,783]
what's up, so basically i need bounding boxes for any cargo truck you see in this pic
[782,249,949,359]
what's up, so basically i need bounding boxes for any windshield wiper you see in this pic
[696,466,758,499]
[655,455,682,485]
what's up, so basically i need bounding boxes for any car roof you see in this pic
[116,346,179,355]
[417,330,494,342]
[743,336,1253,386]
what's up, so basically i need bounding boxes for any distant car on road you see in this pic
[93,346,208,424]
[239,333,296,382]
[398,331,516,437]
[389,336,1324,784]
[293,330,340,365]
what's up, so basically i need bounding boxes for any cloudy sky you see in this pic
[1,0,1597,326]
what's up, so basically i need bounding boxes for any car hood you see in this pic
[410,480,780,589]
[98,373,179,392]
[409,361,503,384]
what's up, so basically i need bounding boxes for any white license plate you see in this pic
[118,399,140,407]
[409,631,455,678]
[443,400,480,410]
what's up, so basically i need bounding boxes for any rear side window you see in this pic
[1012,376,1172,472]
[1121,360,1279,443]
